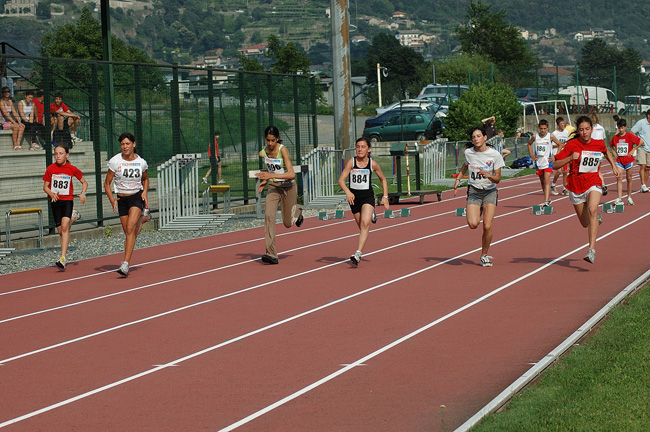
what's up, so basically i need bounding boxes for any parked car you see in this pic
[364,107,428,129]
[418,83,469,98]
[416,93,458,109]
[515,87,551,102]
[375,99,434,116]
[363,111,443,142]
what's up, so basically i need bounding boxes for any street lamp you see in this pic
[376,63,388,107]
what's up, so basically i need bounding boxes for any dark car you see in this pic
[364,107,427,129]
[515,88,551,102]
[363,111,443,142]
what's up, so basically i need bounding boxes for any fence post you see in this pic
[310,76,318,149]
[267,74,274,126]
[171,64,181,155]
[293,75,302,166]
[91,63,104,224]
[134,64,144,158]
[239,72,249,203]
[207,67,216,186]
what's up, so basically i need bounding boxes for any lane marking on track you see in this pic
[0,214,583,426]
[217,212,650,432]
[2,209,647,428]
[0,178,544,296]
[0,193,570,327]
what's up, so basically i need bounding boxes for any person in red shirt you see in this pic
[43,143,88,270]
[609,118,644,206]
[553,116,621,264]
[203,131,224,184]
[50,92,81,142]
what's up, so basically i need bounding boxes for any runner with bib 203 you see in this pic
[553,116,622,264]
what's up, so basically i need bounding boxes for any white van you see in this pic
[558,86,625,114]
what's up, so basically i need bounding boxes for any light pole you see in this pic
[376,63,388,107]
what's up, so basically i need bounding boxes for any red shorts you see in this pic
[536,168,553,175]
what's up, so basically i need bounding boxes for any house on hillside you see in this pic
[238,43,269,59]
[1,0,36,15]
[539,67,573,87]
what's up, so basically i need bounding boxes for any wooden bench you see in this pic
[377,190,442,205]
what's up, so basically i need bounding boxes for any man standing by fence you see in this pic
[631,109,650,193]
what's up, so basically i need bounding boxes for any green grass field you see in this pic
[471,281,650,431]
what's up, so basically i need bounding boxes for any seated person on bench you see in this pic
[50,92,81,143]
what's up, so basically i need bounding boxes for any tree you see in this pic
[578,39,646,98]
[39,7,165,92]
[266,34,310,75]
[455,0,537,87]
[365,32,428,104]
[444,82,521,142]
[433,54,492,86]
[35,1,51,19]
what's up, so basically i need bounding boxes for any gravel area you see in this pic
[0,209,324,275]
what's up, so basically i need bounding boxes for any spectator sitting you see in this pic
[497,129,511,159]
[1,86,26,150]
[18,90,44,150]
[50,92,82,143]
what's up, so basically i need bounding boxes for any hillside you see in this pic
[2,0,649,64]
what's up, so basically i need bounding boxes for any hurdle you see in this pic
[5,208,44,248]
[383,208,410,219]
[532,205,553,215]
[602,202,624,213]
[318,210,344,220]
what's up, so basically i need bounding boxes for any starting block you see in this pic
[455,208,466,217]
[384,208,410,218]
[602,202,624,213]
[532,205,553,215]
[318,209,344,220]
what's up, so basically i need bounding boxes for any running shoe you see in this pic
[218,179,226,184]
[602,184,608,196]
[261,254,278,265]
[480,255,493,267]
[562,189,569,196]
[371,211,377,224]
[202,177,208,184]
[641,184,649,193]
[613,198,624,206]
[117,261,129,276]
[627,197,635,206]
[550,184,559,195]
[296,214,304,228]
[584,248,596,264]
[71,135,83,143]
[350,251,362,266]
[597,213,603,225]
[71,209,81,222]
[542,200,551,208]
[55,256,66,271]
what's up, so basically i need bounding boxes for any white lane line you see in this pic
[217,212,649,432]
[0,178,543,297]
[0,214,576,428]
[0,189,549,325]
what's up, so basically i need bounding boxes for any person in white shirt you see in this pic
[527,119,565,207]
[590,112,609,195]
[104,132,150,276]
[551,117,570,195]
[630,109,650,192]
[453,126,506,267]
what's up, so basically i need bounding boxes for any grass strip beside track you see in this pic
[470,281,650,431]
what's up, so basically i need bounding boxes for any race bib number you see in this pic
[350,168,370,189]
[579,151,603,173]
[468,165,485,181]
[616,143,629,156]
[121,166,142,179]
[264,156,285,181]
[536,143,548,156]
[51,174,72,195]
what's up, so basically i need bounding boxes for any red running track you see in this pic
[1,172,649,431]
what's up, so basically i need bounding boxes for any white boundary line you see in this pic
[455,269,650,431]
[0,188,552,324]
[0,214,581,427]
[217,212,650,432]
